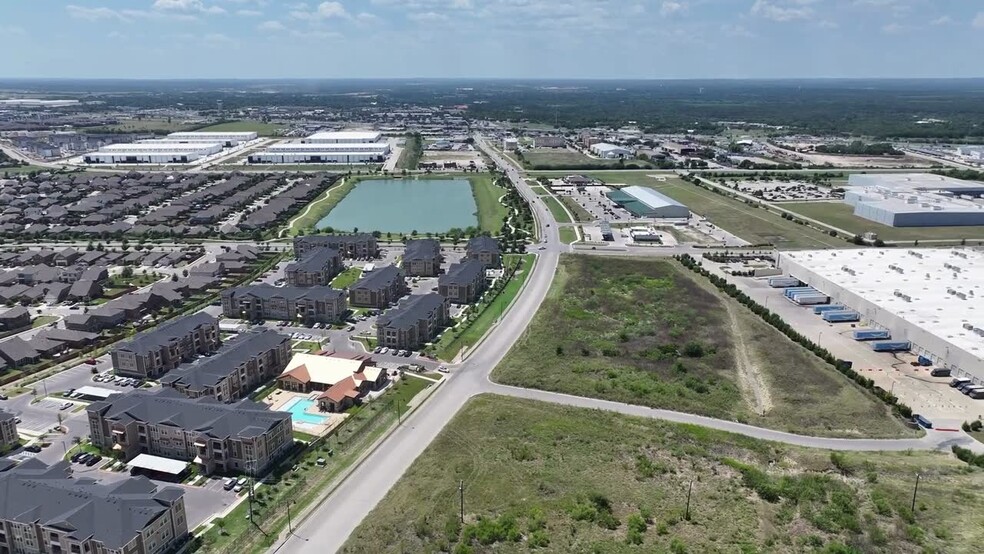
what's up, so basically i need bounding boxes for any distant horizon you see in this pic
[2,76,984,83]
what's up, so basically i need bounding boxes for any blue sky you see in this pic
[1,0,982,79]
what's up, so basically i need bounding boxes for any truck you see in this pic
[871,340,911,353]
[768,277,801,288]
[950,377,972,388]
[930,367,951,377]
[792,294,830,306]
[812,304,846,314]
[913,414,933,429]
[916,355,933,367]
[822,310,861,323]
[783,287,817,298]
[852,329,891,341]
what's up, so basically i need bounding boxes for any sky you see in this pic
[1,0,982,79]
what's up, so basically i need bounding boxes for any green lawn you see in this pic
[345,395,984,554]
[559,227,578,244]
[108,272,160,288]
[287,177,359,235]
[541,195,573,224]
[330,267,364,289]
[469,174,510,234]
[31,316,59,328]
[781,201,984,243]
[197,120,283,136]
[293,341,324,353]
[522,149,652,170]
[559,195,593,222]
[433,254,535,361]
[0,165,59,176]
[492,256,909,438]
[85,118,194,134]
[397,134,423,170]
[529,185,552,196]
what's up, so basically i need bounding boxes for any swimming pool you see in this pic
[281,398,328,425]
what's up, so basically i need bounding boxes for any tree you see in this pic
[121,266,134,278]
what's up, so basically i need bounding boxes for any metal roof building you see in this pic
[777,248,984,384]
[305,131,382,144]
[844,173,984,227]
[606,185,690,218]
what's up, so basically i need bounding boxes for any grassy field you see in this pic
[397,134,423,170]
[559,195,594,222]
[541,195,573,224]
[31,316,59,329]
[523,149,651,170]
[345,395,981,554]
[780,202,984,243]
[433,254,535,361]
[559,227,578,244]
[85,118,194,134]
[287,177,359,235]
[197,120,283,136]
[0,165,60,176]
[330,267,364,289]
[529,185,552,196]
[493,256,909,438]
[468,174,510,234]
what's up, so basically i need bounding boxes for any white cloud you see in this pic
[408,11,449,23]
[153,0,226,14]
[316,1,348,18]
[660,2,685,16]
[721,23,755,37]
[66,5,129,22]
[203,32,238,46]
[974,12,984,29]
[751,0,817,22]
[930,15,951,26]
[257,20,286,32]
[236,9,263,16]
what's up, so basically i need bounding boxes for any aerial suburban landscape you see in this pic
[1,2,984,554]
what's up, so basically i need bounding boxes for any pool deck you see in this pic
[263,390,346,436]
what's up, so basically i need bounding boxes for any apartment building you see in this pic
[221,285,347,325]
[160,330,291,402]
[438,260,488,304]
[376,294,450,350]
[401,239,443,277]
[0,459,188,554]
[87,388,293,476]
[348,266,407,309]
[294,234,378,260]
[111,313,221,379]
[466,236,502,268]
[285,247,342,287]
[0,409,17,452]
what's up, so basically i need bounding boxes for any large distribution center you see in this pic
[249,130,390,164]
[844,173,984,227]
[303,131,382,144]
[83,141,223,164]
[777,248,984,384]
[606,185,691,218]
[163,131,257,146]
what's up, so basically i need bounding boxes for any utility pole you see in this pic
[911,473,920,514]
[459,480,464,524]
[287,501,293,535]
[685,480,694,521]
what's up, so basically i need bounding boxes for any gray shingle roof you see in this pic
[439,260,486,287]
[377,293,446,330]
[288,247,339,273]
[113,313,216,356]
[403,239,441,262]
[0,459,182,550]
[159,330,288,393]
[467,236,499,254]
[223,284,345,302]
[351,265,403,291]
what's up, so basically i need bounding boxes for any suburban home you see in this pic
[52,247,82,266]
[376,294,450,350]
[87,388,293,476]
[189,262,225,278]
[466,236,503,268]
[160,330,291,403]
[348,266,407,309]
[294,234,378,260]
[401,239,443,277]
[0,306,31,332]
[0,459,188,554]
[438,260,488,304]
[67,279,103,302]
[276,353,386,412]
[0,337,41,368]
[110,313,221,379]
[285,247,343,287]
[33,327,100,349]
[221,285,348,325]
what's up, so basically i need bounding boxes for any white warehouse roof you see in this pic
[167,131,257,140]
[307,131,382,142]
[622,185,686,209]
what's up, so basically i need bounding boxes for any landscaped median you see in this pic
[191,376,435,553]
[430,253,536,361]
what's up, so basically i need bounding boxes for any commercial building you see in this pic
[0,459,188,554]
[87,388,293,476]
[160,330,291,403]
[249,141,390,164]
[222,284,348,325]
[0,408,17,452]
[534,136,566,148]
[777,248,984,385]
[606,186,690,218]
[503,137,518,151]
[111,313,221,379]
[277,353,387,413]
[402,239,443,277]
[844,173,984,227]
[376,294,449,350]
[83,141,223,164]
[439,260,488,304]
[590,143,632,159]
[294,234,378,259]
[164,131,257,147]
[466,236,502,268]
[349,266,407,309]
[304,131,383,144]
[286,247,343,287]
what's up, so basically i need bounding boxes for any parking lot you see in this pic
[550,184,636,222]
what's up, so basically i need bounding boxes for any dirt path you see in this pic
[725,302,774,416]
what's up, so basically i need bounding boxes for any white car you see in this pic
[437,366,450,374]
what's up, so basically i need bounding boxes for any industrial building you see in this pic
[844,173,984,227]
[776,248,984,385]
[163,131,257,146]
[248,140,390,164]
[304,131,382,144]
[606,185,690,218]
[83,141,222,164]
[590,142,632,159]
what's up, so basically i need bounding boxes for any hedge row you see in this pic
[675,254,913,420]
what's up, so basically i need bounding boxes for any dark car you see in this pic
[24,444,42,453]
[0,393,8,400]
[76,453,92,464]
[85,455,103,467]
[71,451,86,463]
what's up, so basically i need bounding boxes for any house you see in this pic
[0,337,41,367]
[376,294,450,350]
[0,459,188,554]
[87,388,293,476]
[77,250,107,265]
[0,306,31,332]
[0,409,17,452]
[26,335,66,358]
[466,236,502,268]
[110,313,221,379]
[222,285,348,325]
[52,247,82,266]
[401,239,442,277]
[64,308,127,333]
[33,327,100,348]
[189,262,225,278]
[81,265,110,283]
[43,282,71,303]
[438,260,488,304]
[348,266,407,309]
[285,247,342,287]
[294,234,378,260]
[67,279,104,302]
[160,330,291,403]
[276,352,386,412]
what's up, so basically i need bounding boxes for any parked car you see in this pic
[83,358,98,365]
[77,453,92,464]
[438,366,450,374]
[374,346,383,354]
[71,451,86,463]
[85,455,103,467]
[223,477,236,491]
[0,393,8,400]
[233,484,244,493]
[59,402,73,411]
[24,444,42,453]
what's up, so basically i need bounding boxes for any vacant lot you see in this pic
[558,227,578,244]
[198,120,283,135]
[522,149,639,170]
[493,256,908,438]
[469,174,510,234]
[344,395,981,554]
[781,202,984,243]
[541,195,572,224]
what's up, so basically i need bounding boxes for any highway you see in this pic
[273,137,984,553]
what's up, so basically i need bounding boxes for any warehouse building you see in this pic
[248,141,390,164]
[606,185,690,218]
[844,173,984,227]
[590,142,632,159]
[776,248,984,385]
[83,141,222,164]
[304,131,382,144]
[163,131,258,146]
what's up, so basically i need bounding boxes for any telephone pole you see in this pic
[459,480,464,524]
[911,473,920,514]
